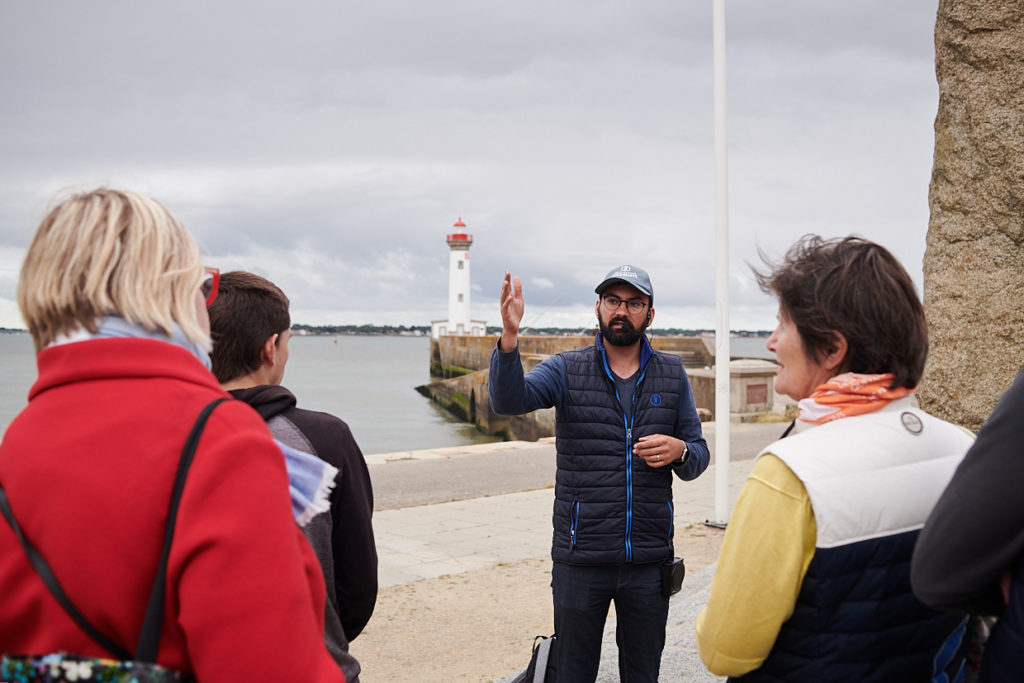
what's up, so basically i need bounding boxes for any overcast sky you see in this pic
[0,1,941,333]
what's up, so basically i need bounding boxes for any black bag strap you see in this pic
[0,397,229,662]
[135,397,229,661]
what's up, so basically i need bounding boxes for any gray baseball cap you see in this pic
[595,265,653,297]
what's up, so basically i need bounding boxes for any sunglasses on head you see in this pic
[201,266,220,307]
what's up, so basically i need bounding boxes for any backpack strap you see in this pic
[0,397,229,662]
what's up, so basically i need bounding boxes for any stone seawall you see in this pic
[429,334,715,378]
[416,352,557,440]
[413,368,558,441]
[418,335,777,442]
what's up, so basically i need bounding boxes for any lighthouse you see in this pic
[447,218,472,333]
[431,217,486,338]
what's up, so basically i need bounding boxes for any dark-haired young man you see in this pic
[490,264,710,682]
[207,271,376,683]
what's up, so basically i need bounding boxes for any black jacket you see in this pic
[230,385,377,679]
[912,367,1024,682]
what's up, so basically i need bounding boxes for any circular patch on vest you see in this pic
[901,411,924,435]
[650,393,662,406]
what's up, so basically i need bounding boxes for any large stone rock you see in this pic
[921,0,1024,428]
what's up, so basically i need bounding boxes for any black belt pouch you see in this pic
[661,556,685,597]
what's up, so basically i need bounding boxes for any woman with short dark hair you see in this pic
[695,235,974,682]
[755,235,928,390]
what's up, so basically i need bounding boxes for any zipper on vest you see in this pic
[624,364,649,564]
[625,425,633,562]
[666,501,674,541]
[598,338,654,566]
[570,500,580,549]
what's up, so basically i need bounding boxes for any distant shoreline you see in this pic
[292,325,772,338]
[0,326,773,338]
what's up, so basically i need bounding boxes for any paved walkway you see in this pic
[367,423,774,681]
[371,454,757,589]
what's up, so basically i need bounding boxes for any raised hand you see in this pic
[499,269,524,352]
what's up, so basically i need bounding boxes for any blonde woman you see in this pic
[0,189,343,682]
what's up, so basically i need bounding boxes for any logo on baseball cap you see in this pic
[595,265,653,297]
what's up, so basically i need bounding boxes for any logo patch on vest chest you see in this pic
[900,411,924,435]
[649,393,662,406]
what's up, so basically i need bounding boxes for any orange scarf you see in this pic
[797,372,915,424]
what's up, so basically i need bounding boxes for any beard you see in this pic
[599,310,648,347]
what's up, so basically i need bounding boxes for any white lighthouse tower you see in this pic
[447,218,472,333]
[431,217,486,338]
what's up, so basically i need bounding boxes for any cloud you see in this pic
[0,1,942,331]
[532,277,555,290]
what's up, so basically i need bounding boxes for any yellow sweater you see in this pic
[694,454,817,677]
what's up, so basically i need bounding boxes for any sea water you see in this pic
[0,334,501,455]
[0,333,773,455]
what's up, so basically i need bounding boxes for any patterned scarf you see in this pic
[797,372,915,424]
[280,441,336,527]
[51,314,213,370]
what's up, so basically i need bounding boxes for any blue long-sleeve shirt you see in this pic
[489,338,710,481]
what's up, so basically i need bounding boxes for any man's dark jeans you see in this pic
[551,561,669,682]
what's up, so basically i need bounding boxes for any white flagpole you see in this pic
[711,0,731,526]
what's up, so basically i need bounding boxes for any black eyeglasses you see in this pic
[201,266,220,307]
[601,295,648,314]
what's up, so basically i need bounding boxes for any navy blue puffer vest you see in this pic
[551,341,682,566]
[733,530,967,683]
